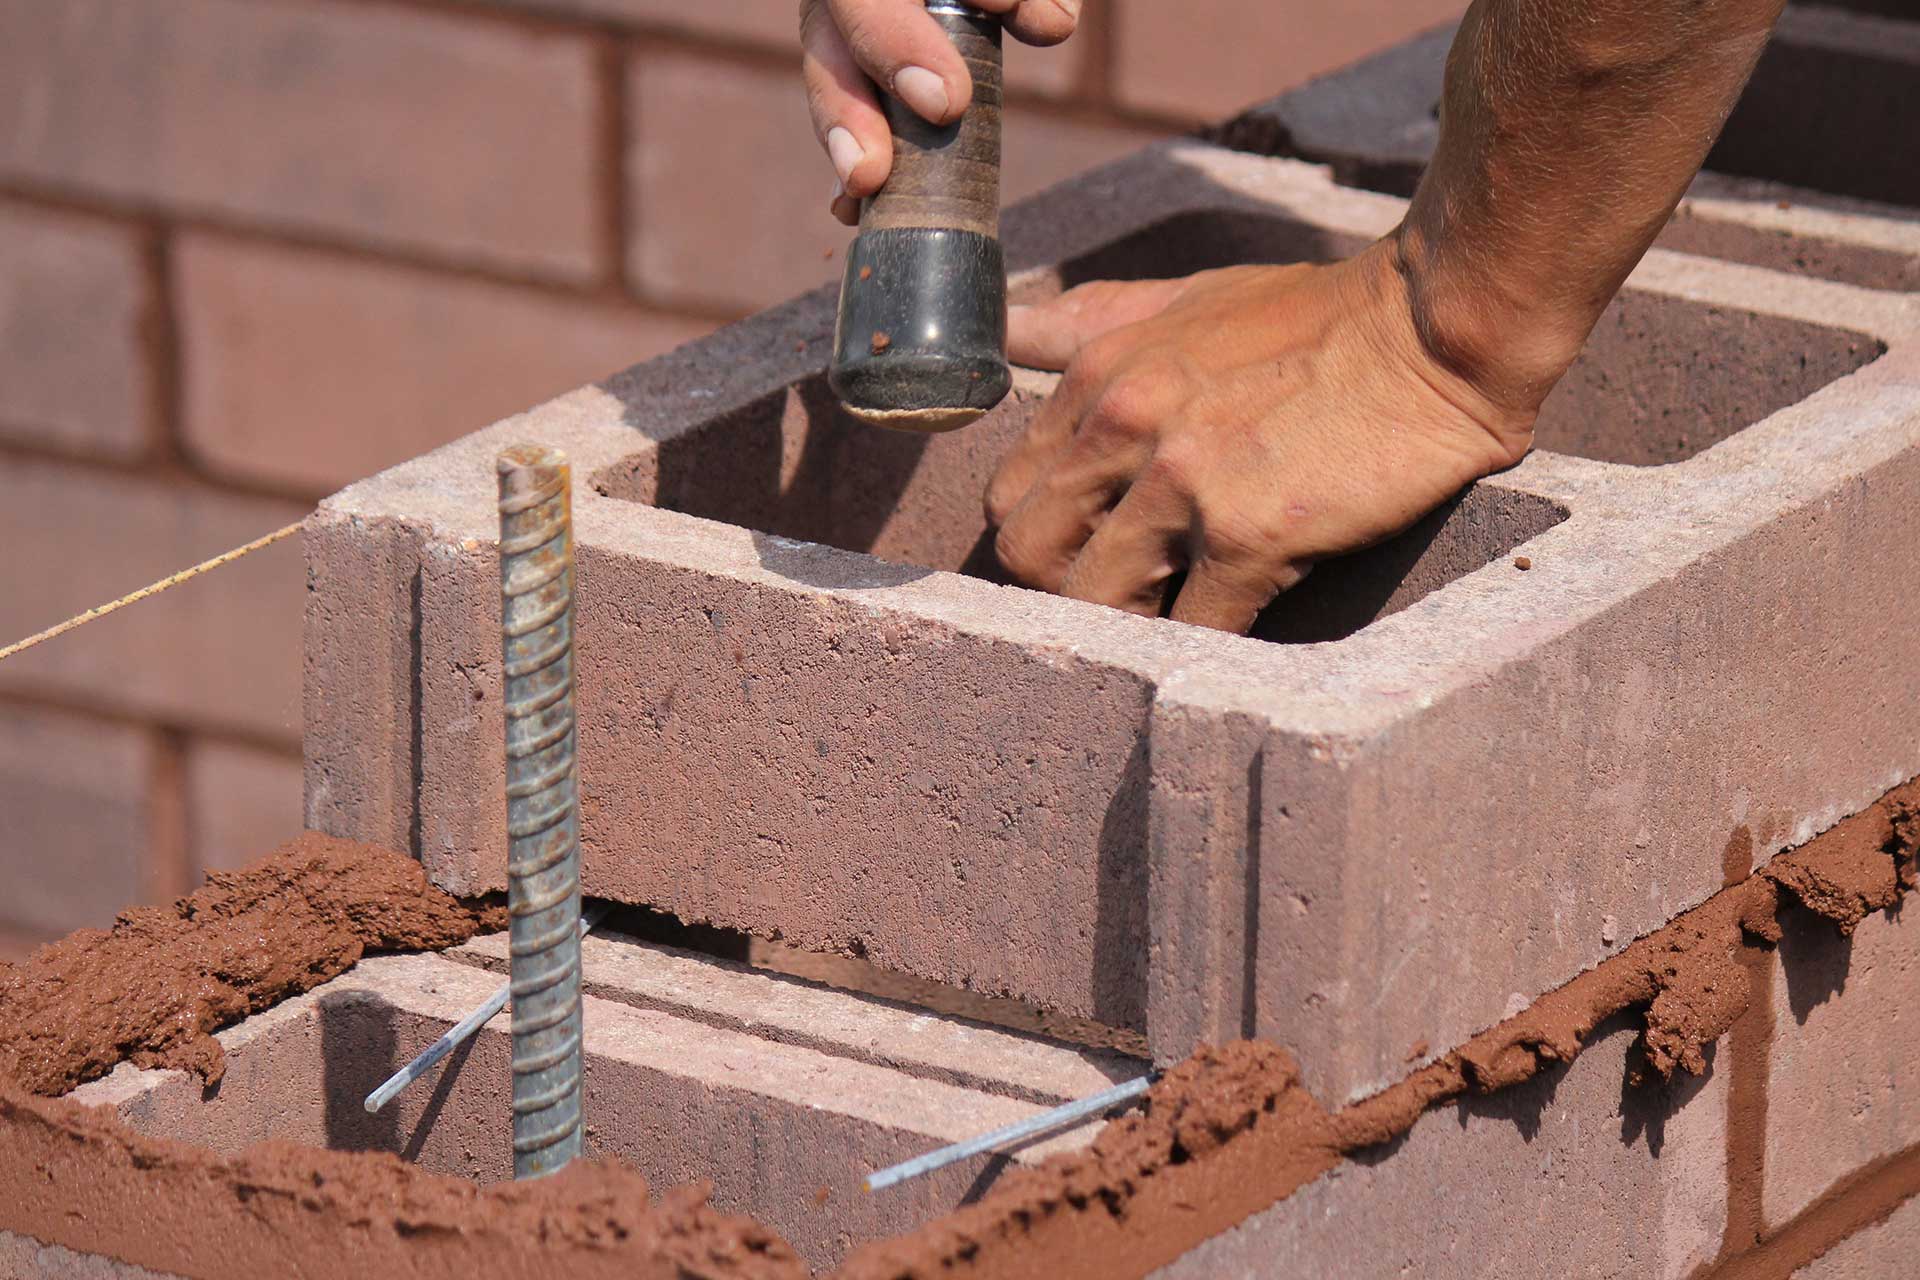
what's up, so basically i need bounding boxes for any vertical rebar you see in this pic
[497,444,584,1180]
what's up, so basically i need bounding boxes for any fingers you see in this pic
[1008,278,1191,371]
[981,338,1118,526]
[972,0,1081,46]
[1169,555,1295,634]
[1056,486,1188,616]
[822,0,974,124]
[801,4,895,220]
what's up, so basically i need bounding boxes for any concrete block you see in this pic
[0,0,601,280]
[306,141,1920,1103]
[71,946,1113,1272]
[1214,7,1920,291]
[1795,1194,1920,1279]
[1764,900,1920,1228]
[0,1231,181,1280]
[451,926,1143,1105]
[1151,1018,1729,1279]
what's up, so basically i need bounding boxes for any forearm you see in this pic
[1396,0,1786,414]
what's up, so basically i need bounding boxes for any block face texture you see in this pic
[0,456,304,743]
[0,1232,181,1280]
[1794,1194,1920,1279]
[302,512,422,855]
[1764,903,1920,1229]
[0,704,149,935]
[1239,420,1920,1101]
[1154,1020,1728,1280]
[183,738,304,877]
[1113,0,1464,120]
[0,0,600,279]
[176,234,710,495]
[419,535,1157,1026]
[0,202,149,459]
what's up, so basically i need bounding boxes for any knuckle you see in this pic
[1141,434,1207,497]
[993,523,1046,582]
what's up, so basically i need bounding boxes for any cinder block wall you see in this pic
[0,0,1464,952]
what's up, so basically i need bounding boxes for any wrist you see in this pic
[1345,239,1538,470]
[1387,211,1593,421]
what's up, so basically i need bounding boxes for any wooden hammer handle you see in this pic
[862,5,1003,238]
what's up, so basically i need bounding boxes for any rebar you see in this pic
[362,906,608,1116]
[498,444,585,1180]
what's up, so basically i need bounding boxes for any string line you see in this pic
[0,522,303,665]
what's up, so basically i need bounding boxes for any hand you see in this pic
[800,0,1080,225]
[985,241,1540,634]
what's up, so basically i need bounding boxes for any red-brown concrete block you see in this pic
[1113,0,1464,121]
[1763,902,1920,1230]
[0,456,304,744]
[0,704,150,936]
[0,0,600,280]
[0,1232,178,1280]
[0,202,150,460]
[73,947,1109,1272]
[176,234,710,496]
[1794,1194,1920,1279]
[1153,1019,1729,1279]
[183,738,304,878]
[306,143,1920,1096]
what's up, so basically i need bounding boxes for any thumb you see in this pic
[1008,277,1190,370]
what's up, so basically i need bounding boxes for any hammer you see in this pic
[829,2,1012,433]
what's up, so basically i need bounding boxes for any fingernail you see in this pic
[826,126,864,186]
[831,177,847,204]
[894,65,951,122]
[1051,0,1082,18]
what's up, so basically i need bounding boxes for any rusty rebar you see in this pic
[497,444,584,1180]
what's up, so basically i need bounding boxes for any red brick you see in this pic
[0,457,305,744]
[0,704,151,935]
[183,737,304,878]
[484,0,799,46]
[1113,0,1465,121]
[627,52,1164,312]
[1003,111,1169,205]
[175,235,711,495]
[627,51,850,311]
[0,202,149,460]
[482,0,1086,96]
[1764,900,1919,1229]
[0,0,601,281]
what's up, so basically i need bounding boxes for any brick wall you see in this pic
[0,0,1462,953]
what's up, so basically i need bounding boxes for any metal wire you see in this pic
[864,1073,1156,1192]
[498,445,584,1180]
